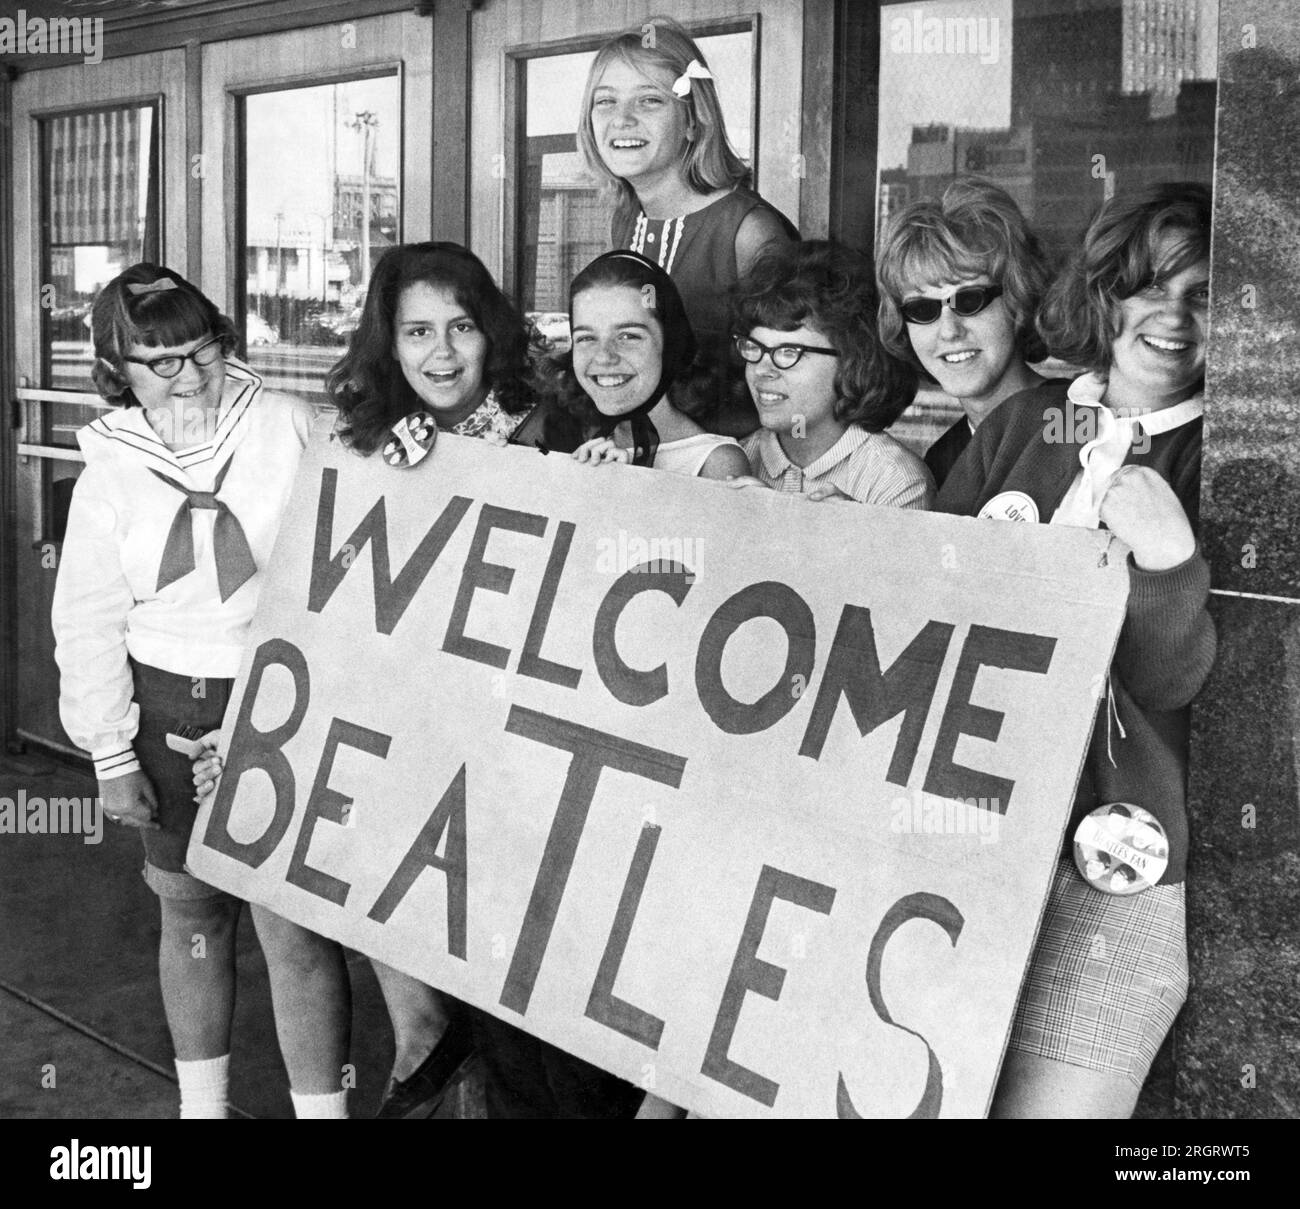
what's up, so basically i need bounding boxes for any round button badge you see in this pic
[1073,802,1169,896]
[383,411,437,468]
[978,490,1039,523]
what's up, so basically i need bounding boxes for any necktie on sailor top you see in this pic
[149,460,257,602]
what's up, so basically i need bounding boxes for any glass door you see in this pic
[9,50,188,753]
[200,12,433,401]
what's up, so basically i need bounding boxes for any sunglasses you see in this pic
[899,285,1004,325]
[734,334,839,370]
[124,334,224,379]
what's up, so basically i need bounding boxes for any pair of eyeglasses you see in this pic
[899,285,1004,325]
[734,334,839,369]
[124,334,223,379]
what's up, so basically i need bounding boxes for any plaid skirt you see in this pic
[1007,860,1188,1087]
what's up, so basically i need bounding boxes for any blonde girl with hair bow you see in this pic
[577,15,797,436]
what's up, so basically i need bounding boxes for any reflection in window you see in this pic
[875,0,1218,453]
[241,76,400,400]
[519,31,754,344]
[40,104,160,390]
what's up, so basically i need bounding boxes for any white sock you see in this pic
[176,1054,229,1120]
[290,1089,349,1119]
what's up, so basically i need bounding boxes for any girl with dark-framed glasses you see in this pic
[729,240,931,508]
[52,263,317,1118]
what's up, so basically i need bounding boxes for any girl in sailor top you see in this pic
[578,17,797,435]
[557,249,750,480]
[936,183,1216,1118]
[52,264,317,1118]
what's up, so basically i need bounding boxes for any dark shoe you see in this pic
[374,1016,475,1119]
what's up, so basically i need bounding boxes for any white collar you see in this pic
[88,358,262,478]
[1066,371,1204,436]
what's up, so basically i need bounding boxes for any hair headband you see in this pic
[126,277,178,296]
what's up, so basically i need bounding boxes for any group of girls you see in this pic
[51,14,1213,1120]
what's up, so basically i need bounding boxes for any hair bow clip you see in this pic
[671,59,713,98]
[126,277,178,296]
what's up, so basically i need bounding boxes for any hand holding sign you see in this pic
[193,749,223,805]
[573,436,633,466]
[1099,466,1196,571]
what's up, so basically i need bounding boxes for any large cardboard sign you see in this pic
[189,433,1129,1118]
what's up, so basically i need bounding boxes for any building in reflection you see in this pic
[1010,0,1123,129]
[881,0,1216,256]
[1123,0,1212,116]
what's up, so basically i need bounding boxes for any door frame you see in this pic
[198,11,434,321]
[9,50,190,388]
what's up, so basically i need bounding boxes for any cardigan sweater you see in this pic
[934,378,1216,883]
[924,414,972,490]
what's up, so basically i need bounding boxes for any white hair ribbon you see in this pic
[671,59,714,98]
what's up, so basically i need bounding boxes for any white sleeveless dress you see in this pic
[651,432,743,477]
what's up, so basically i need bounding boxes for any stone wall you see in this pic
[1177,0,1300,1119]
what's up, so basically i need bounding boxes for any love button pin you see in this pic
[382,411,438,468]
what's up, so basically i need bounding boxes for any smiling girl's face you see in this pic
[901,272,1022,410]
[744,321,842,444]
[392,281,489,427]
[570,283,665,417]
[589,57,691,191]
[1105,232,1209,412]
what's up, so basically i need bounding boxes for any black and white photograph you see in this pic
[0,0,1294,1157]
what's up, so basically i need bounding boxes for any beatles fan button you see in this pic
[978,490,1038,523]
[1073,802,1169,896]
[383,411,437,468]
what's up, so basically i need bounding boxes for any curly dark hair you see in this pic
[876,177,1051,374]
[327,242,539,453]
[1036,182,1212,373]
[90,263,238,407]
[733,239,917,432]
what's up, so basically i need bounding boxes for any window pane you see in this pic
[40,104,160,390]
[242,77,400,401]
[519,30,754,341]
[875,0,1218,455]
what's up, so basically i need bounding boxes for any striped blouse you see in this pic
[741,425,934,510]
